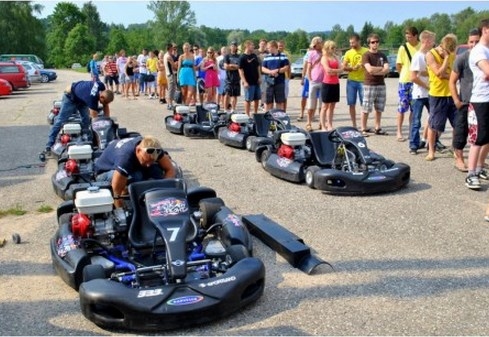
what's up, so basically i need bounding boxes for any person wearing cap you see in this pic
[223,41,241,112]
[94,135,176,207]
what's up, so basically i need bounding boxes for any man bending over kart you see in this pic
[94,135,176,208]
[43,80,114,156]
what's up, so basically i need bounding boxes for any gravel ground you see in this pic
[1,70,489,335]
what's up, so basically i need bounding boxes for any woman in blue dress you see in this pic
[177,42,196,105]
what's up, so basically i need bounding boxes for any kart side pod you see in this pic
[242,214,333,274]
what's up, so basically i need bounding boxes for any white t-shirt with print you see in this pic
[410,50,429,99]
[469,43,489,103]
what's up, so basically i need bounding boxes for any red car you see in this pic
[0,62,29,90]
[0,78,12,96]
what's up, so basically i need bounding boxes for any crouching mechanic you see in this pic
[94,135,176,208]
[44,80,114,155]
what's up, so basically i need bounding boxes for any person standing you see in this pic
[257,39,268,110]
[137,48,149,96]
[201,47,219,103]
[238,40,261,115]
[177,42,196,105]
[467,20,489,190]
[408,30,436,155]
[89,53,100,82]
[124,56,138,99]
[449,28,481,171]
[43,81,114,155]
[224,41,241,112]
[319,40,343,131]
[342,33,369,128]
[395,27,420,142]
[216,46,228,110]
[425,33,457,161]
[360,34,389,136]
[157,51,168,104]
[278,40,292,112]
[261,40,290,112]
[164,43,177,109]
[306,36,324,131]
[116,49,128,97]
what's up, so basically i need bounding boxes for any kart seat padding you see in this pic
[308,131,336,166]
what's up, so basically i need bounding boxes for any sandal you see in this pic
[361,130,370,137]
[374,128,388,135]
[306,124,313,132]
[297,116,304,121]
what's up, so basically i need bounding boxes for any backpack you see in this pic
[87,61,91,73]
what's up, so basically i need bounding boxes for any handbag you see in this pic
[145,74,155,82]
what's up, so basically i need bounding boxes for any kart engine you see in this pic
[334,145,360,172]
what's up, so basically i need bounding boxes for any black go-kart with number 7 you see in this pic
[183,102,227,138]
[256,126,410,195]
[50,179,265,331]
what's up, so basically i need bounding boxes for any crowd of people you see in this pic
[75,19,489,219]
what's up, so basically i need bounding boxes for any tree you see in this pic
[105,27,129,56]
[64,23,96,67]
[0,2,45,58]
[147,1,196,46]
[81,1,108,53]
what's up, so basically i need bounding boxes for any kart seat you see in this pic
[253,113,271,137]
[128,179,187,249]
[195,105,210,124]
[308,131,336,166]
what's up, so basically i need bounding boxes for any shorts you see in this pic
[244,85,261,102]
[452,103,469,150]
[306,80,321,109]
[225,82,241,97]
[265,82,286,104]
[321,83,340,104]
[107,75,119,86]
[427,96,456,133]
[362,85,386,114]
[468,102,489,146]
[119,73,126,84]
[125,75,135,84]
[218,77,226,95]
[284,79,289,98]
[398,82,413,114]
[346,79,364,106]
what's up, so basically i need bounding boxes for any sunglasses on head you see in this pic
[144,147,163,155]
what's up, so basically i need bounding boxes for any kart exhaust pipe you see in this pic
[242,214,333,274]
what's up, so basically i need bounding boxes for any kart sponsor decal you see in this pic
[56,235,80,257]
[277,157,293,167]
[171,259,185,266]
[149,198,188,217]
[199,276,236,288]
[341,130,362,139]
[170,120,178,125]
[55,170,68,181]
[167,295,204,306]
[137,288,164,298]
[367,175,386,181]
[358,142,365,148]
[91,119,111,129]
[52,142,63,152]
[224,214,242,227]
[271,111,287,119]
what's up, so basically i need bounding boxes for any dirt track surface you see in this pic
[1,70,489,335]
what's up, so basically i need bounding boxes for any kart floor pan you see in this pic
[242,214,333,274]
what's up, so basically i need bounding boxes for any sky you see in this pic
[34,1,488,32]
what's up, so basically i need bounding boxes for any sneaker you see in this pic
[478,169,489,180]
[435,140,448,153]
[409,149,417,155]
[159,99,164,104]
[465,175,481,190]
[418,140,426,149]
[162,98,167,104]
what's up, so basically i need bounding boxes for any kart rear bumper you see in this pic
[263,153,304,183]
[165,116,185,134]
[79,257,265,331]
[183,123,216,138]
[218,128,247,148]
[313,163,410,195]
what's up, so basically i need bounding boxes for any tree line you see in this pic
[0,1,487,68]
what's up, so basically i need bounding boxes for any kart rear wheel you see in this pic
[83,264,106,283]
[305,166,320,189]
[226,244,250,266]
[260,149,270,169]
[199,197,225,229]
[246,136,256,151]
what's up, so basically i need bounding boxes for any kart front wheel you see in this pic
[199,197,225,229]
[260,149,270,169]
[305,166,320,189]
[246,136,256,152]
[83,264,106,283]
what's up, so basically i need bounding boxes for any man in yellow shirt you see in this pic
[425,33,457,161]
[342,33,369,129]
[146,50,158,99]
[396,27,420,142]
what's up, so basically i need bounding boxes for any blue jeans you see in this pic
[409,98,429,150]
[46,93,90,148]
[346,80,363,106]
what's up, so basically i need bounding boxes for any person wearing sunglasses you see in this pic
[94,135,176,207]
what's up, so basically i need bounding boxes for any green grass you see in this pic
[0,205,27,218]
[37,205,54,213]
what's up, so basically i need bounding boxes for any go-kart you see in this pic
[164,105,194,135]
[50,179,265,331]
[245,109,298,152]
[47,100,62,125]
[182,102,226,138]
[256,126,410,195]
[218,113,255,149]
[90,116,140,151]
[50,118,91,158]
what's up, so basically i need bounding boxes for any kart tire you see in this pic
[260,149,270,169]
[305,166,320,189]
[226,244,250,266]
[199,197,225,229]
[83,264,106,283]
[246,136,256,152]
[379,160,395,171]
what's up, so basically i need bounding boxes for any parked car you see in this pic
[0,78,12,96]
[71,63,82,69]
[0,54,44,68]
[386,55,399,78]
[290,57,304,79]
[35,64,57,83]
[0,62,29,90]
[15,61,41,84]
